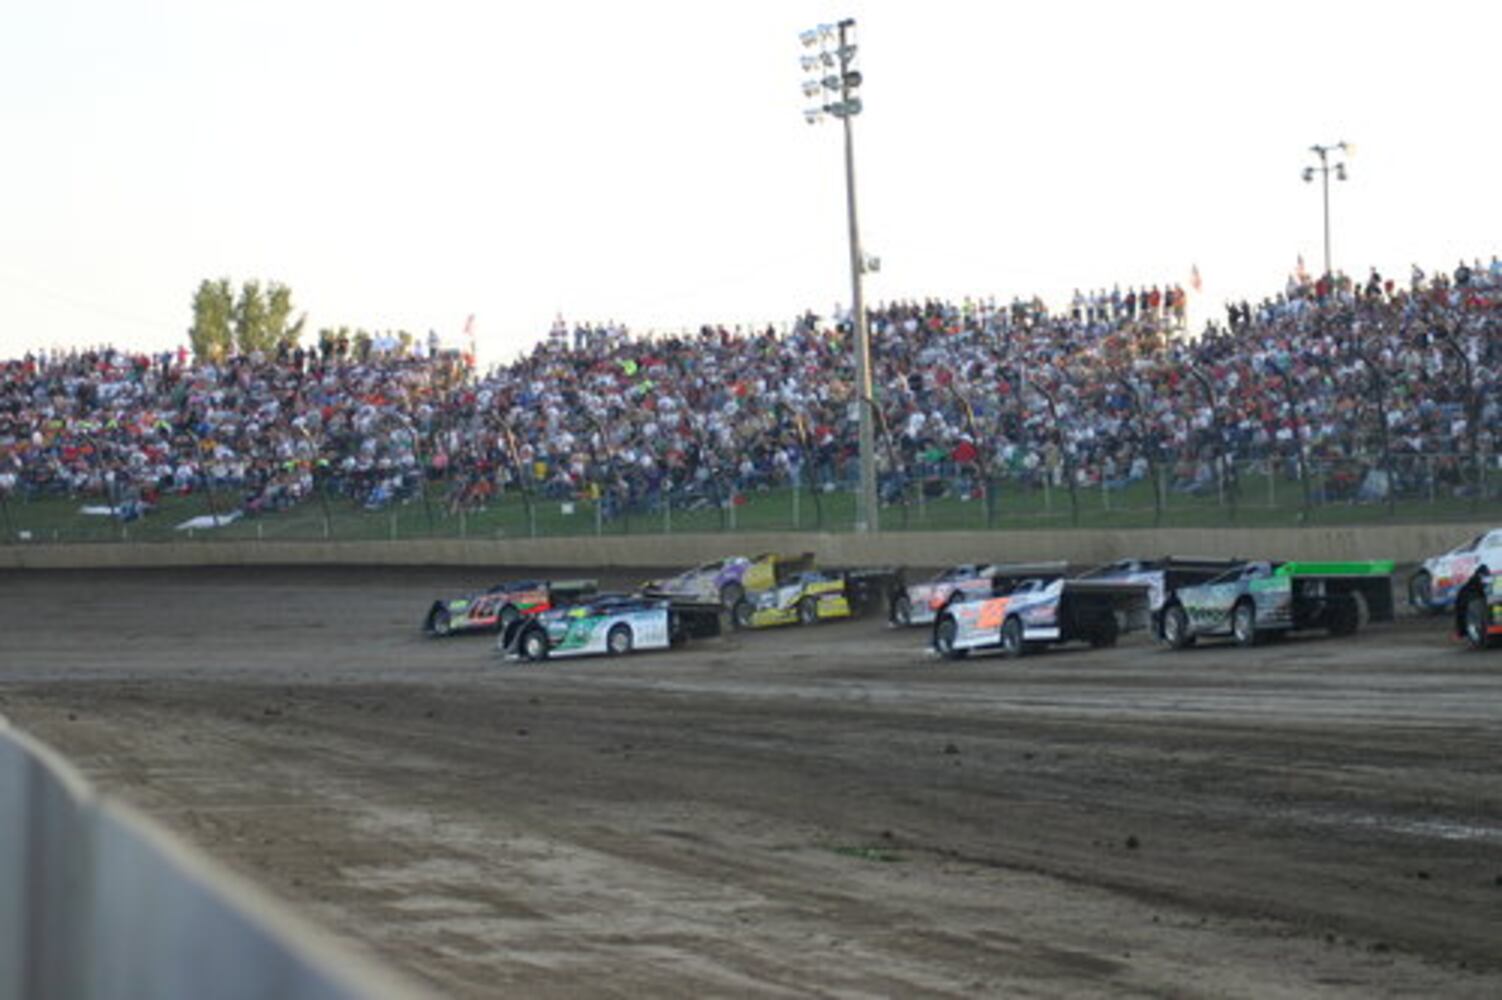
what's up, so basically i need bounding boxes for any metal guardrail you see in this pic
[0,715,421,1000]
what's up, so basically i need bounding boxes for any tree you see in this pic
[188,278,235,361]
[232,280,271,355]
[265,282,306,348]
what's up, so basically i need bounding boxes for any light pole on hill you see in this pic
[801,18,879,532]
[1302,142,1350,277]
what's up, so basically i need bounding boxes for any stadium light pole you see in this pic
[1302,142,1349,278]
[802,18,879,532]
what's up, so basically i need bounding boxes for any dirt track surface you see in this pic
[2,566,1501,999]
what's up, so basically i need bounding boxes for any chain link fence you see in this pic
[3,450,1499,544]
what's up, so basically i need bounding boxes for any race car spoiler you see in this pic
[669,598,725,639]
[825,566,904,613]
[549,579,599,600]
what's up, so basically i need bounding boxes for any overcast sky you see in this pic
[3,0,1499,363]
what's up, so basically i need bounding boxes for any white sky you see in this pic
[2,0,1499,364]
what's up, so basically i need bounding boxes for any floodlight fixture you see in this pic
[1303,141,1354,278]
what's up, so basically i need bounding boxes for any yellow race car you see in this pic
[731,568,900,629]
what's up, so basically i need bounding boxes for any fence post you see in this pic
[1267,457,1276,508]
[389,511,397,541]
[595,495,603,536]
[460,509,467,538]
[529,503,537,539]
[664,493,671,534]
[729,491,738,532]
[1426,454,1436,504]
[792,478,800,530]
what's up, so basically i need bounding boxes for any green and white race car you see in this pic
[499,593,722,661]
[1158,560,1394,648]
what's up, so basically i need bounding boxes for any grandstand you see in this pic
[1,260,1498,540]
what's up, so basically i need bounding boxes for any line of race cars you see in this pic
[421,533,1502,661]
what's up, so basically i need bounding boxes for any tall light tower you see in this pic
[1302,142,1350,278]
[801,18,878,533]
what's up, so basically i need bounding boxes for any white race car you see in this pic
[1409,529,1502,614]
[889,562,1066,628]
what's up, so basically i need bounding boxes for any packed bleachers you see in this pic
[1,259,1498,523]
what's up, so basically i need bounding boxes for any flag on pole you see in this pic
[462,314,476,369]
[1189,264,1203,293]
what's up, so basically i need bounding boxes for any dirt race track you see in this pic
[2,566,1501,999]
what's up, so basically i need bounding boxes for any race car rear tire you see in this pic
[1231,600,1258,647]
[892,594,913,627]
[732,599,754,630]
[1462,593,1494,650]
[999,616,1025,659]
[429,607,452,638]
[720,583,744,609]
[498,605,521,631]
[1089,616,1119,649]
[1327,590,1367,637]
[607,624,633,656]
[797,597,819,626]
[934,617,967,660]
[520,628,549,662]
[1408,571,1436,614]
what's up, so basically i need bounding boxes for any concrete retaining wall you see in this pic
[0,717,418,1000]
[0,522,1489,572]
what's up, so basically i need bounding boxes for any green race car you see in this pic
[1159,560,1394,649]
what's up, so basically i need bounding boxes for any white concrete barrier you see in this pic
[0,716,421,1000]
[0,522,1491,571]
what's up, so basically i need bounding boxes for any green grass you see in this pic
[3,471,1499,545]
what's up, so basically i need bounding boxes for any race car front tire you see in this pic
[607,624,633,656]
[732,599,754,630]
[1408,571,1437,614]
[797,597,818,626]
[498,605,521,631]
[520,628,549,662]
[999,616,1025,659]
[720,583,744,610]
[1232,601,1258,647]
[428,607,452,637]
[1161,604,1195,649]
[934,617,967,660]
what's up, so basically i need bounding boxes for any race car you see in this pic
[1079,557,1245,622]
[499,593,722,661]
[422,579,596,637]
[644,552,814,608]
[933,575,1151,659]
[1455,574,1502,650]
[1409,528,1502,614]
[1158,560,1394,649]
[889,562,1068,627]
[731,568,900,629]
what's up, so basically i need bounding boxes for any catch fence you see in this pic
[4,451,1499,544]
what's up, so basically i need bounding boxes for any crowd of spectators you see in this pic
[1,258,1498,523]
